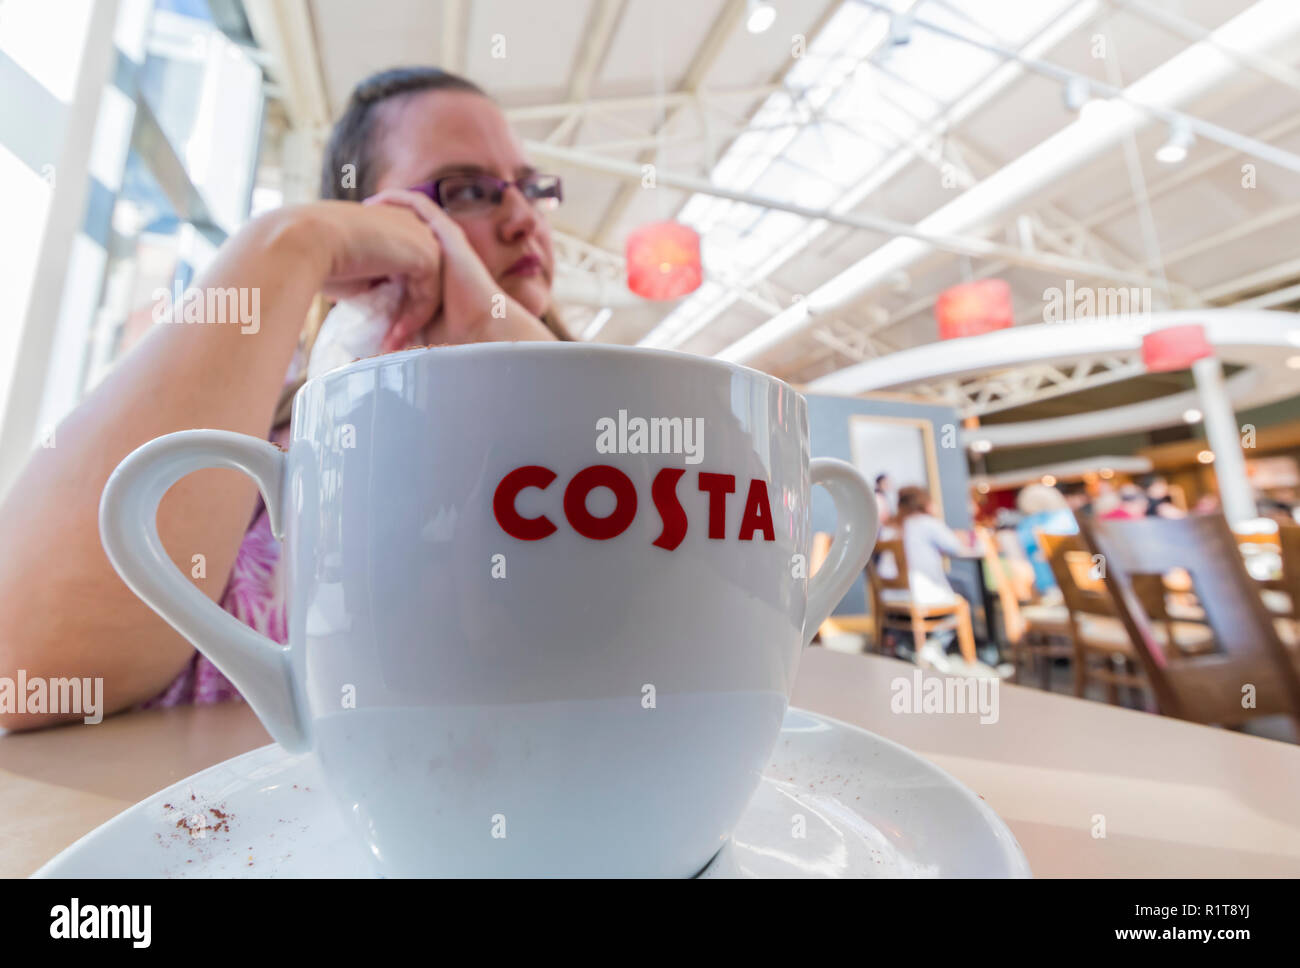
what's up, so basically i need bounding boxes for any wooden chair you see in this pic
[977,528,1071,687]
[810,531,873,648]
[867,538,977,663]
[1266,525,1300,667]
[1077,512,1300,732]
[1162,528,1292,622]
[1277,526,1300,610]
[1243,527,1293,620]
[1039,531,1146,704]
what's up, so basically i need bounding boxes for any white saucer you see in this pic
[34,706,1029,878]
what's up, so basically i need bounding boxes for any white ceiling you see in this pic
[288,0,1300,391]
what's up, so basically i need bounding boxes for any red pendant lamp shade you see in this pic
[626,221,702,301]
[1142,324,1213,373]
[935,279,1014,340]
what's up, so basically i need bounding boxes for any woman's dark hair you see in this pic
[320,67,486,201]
[318,65,571,338]
[895,485,932,522]
[272,67,572,427]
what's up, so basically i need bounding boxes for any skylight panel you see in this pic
[945,0,1078,46]
[645,0,1086,349]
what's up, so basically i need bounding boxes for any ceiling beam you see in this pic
[563,0,626,107]
[640,0,1103,351]
[717,0,1300,365]
[1076,111,1300,233]
[243,0,329,128]
[529,140,1178,289]
[1200,256,1300,303]
[504,84,780,121]
[853,0,1300,175]
[1116,0,1300,95]
[1155,199,1300,269]
[441,0,466,74]
[589,0,748,246]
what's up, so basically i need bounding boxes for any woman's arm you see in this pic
[924,515,981,559]
[0,201,448,729]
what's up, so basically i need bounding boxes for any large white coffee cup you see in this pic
[100,343,878,876]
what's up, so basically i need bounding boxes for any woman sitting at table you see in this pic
[0,66,570,729]
[877,487,982,602]
[876,486,985,662]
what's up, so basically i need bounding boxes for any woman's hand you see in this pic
[295,200,446,352]
[363,189,556,345]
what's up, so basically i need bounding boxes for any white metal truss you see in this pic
[908,354,1148,418]
[550,231,626,290]
[250,0,1300,396]
[549,230,804,317]
[271,0,1281,364]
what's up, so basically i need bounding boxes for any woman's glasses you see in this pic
[409,173,563,215]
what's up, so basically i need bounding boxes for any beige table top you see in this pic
[2,647,1298,877]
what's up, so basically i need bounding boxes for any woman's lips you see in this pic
[504,253,542,277]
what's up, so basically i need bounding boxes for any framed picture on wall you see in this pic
[847,414,944,522]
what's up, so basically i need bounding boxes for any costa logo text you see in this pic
[493,465,775,551]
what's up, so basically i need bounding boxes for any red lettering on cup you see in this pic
[651,468,687,551]
[738,479,775,541]
[493,465,558,540]
[563,465,638,540]
[492,465,774,548]
[697,472,736,540]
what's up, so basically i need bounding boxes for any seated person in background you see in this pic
[1058,480,1091,515]
[1014,483,1078,597]
[876,487,998,669]
[992,527,1038,602]
[874,473,896,527]
[877,486,982,605]
[1101,483,1150,520]
[1193,493,1221,515]
[1139,473,1185,519]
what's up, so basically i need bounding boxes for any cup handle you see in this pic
[805,458,879,646]
[99,429,310,752]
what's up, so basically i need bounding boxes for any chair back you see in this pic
[867,537,910,595]
[1038,531,1114,619]
[1076,511,1300,727]
[1277,524,1300,614]
[811,531,833,578]
[976,527,1025,645]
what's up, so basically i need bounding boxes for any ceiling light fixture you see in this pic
[746,0,776,34]
[1062,76,1091,113]
[1156,119,1194,164]
[888,12,913,46]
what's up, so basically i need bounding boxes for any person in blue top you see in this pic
[1014,483,1078,596]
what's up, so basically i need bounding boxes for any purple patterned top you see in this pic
[138,424,290,709]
